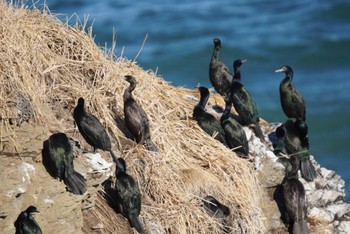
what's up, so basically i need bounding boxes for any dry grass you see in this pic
[0,2,266,233]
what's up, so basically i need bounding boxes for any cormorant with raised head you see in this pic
[73,97,117,162]
[281,156,309,234]
[221,96,249,157]
[209,38,233,98]
[276,65,306,121]
[231,59,264,142]
[193,86,227,146]
[114,158,144,233]
[42,133,87,195]
[279,118,316,182]
[123,75,158,152]
[14,206,42,234]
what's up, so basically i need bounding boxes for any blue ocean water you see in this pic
[40,1,350,196]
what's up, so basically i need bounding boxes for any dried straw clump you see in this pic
[0,2,266,233]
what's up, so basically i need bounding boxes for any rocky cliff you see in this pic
[0,2,349,234]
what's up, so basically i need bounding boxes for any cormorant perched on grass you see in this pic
[278,118,316,182]
[14,206,42,234]
[221,96,249,157]
[193,86,227,146]
[123,75,158,152]
[42,133,87,195]
[280,156,309,234]
[231,59,264,142]
[114,158,144,233]
[209,38,233,98]
[73,97,117,162]
[276,65,306,121]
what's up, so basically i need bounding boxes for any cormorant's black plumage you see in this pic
[209,38,233,98]
[231,59,264,141]
[193,87,227,146]
[73,97,117,162]
[276,65,306,121]
[281,156,309,234]
[14,206,42,234]
[221,96,249,157]
[280,118,316,182]
[115,158,144,233]
[42,133,87,195]
[123,75,158,152]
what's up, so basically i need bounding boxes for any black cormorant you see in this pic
[14,206,42,234]
[123,75,158,152]
[276,65,306,121]
[221,96,249,157]
[231,59,264,142]
[280,118,316,182]
[114,158,144,233]
[73,97,117,162]
[42,133,87,195]
[209,38,233,98]
[193,86,228,146]
[282,156,309,234]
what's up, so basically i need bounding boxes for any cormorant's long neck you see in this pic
[124,81,136,102]
[211,45,220,63]
[74,103,85,121]
[286,156,299,179]
[283,71,293,85]
[221,98,232,120]
[233,66,241,81]
[198,91,209,110]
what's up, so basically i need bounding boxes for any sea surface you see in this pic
[34,1,350,197]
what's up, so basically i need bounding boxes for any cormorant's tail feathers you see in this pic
[254,122,265,142]
[300,159,317,182]
[65,171,87,195]
[293,220,309,234]
[129,215,144,234]
[144,139,158,152]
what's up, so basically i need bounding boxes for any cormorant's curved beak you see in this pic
[275,68,284,73]
[241,59,247,63]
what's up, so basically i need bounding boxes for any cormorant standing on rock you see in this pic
[193,86,228,146]
[281,156,309,234]
[42,133,87,195]
[221,96,249,157]
[14,206,42,234]
[231,59,264,142]
[114,158,144,233]
[73,97,117,162]
[276,65,306,121]
[123,75,158,152]
[209,38,233,98]
[278,118,316,182]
